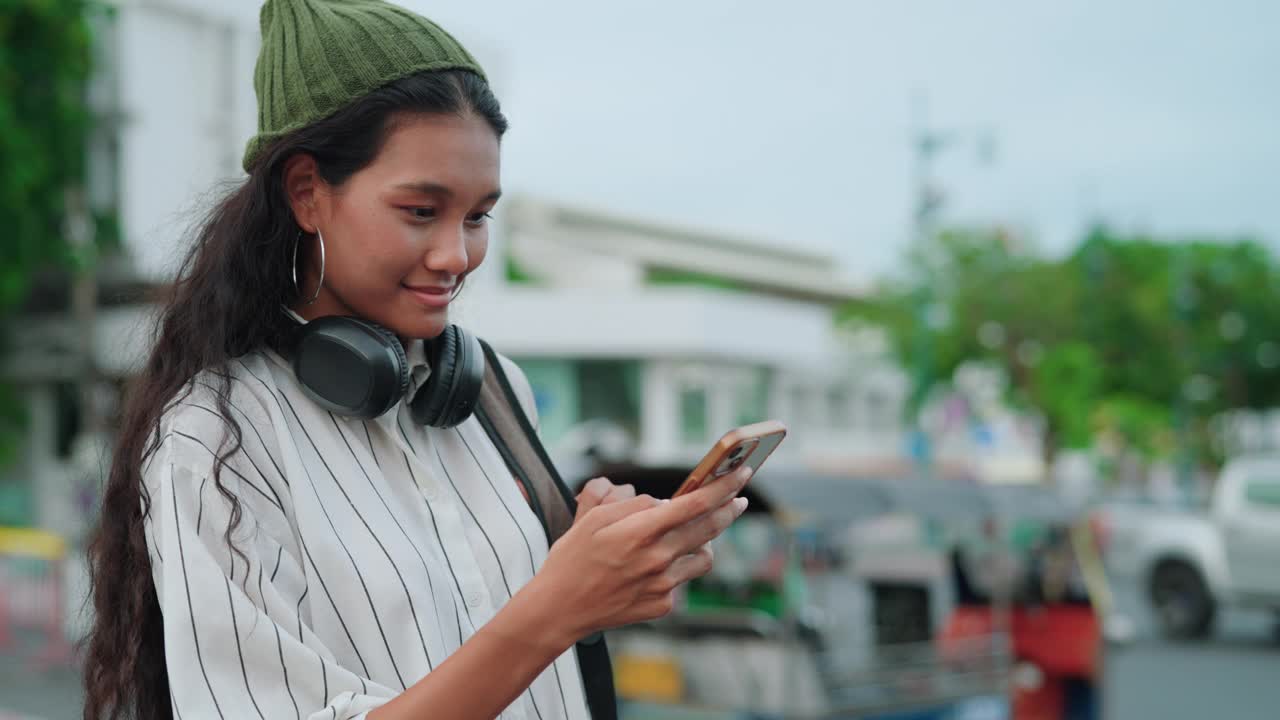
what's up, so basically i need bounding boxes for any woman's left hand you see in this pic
[574,477,636,523]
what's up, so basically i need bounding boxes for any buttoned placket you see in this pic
[377,343,496,621]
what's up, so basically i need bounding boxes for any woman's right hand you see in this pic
[530,465,752,643]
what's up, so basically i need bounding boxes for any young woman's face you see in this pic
[286,112,501,340]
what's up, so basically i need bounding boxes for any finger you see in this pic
[600,483,636,505]
[634,593,677,622]
[617,465,752,540]
[582,493,662,529]
[658,545,716,591]
[578,477,612,507]
[575,477,613,519]
[660,496,747,558]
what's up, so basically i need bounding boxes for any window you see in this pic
[733,368,770,427]
[679,387,709,445]
[828,386,853,428]
[577,360,641,437]
[865,388,891,427]
[1244,479,1280,510]
[788,386,813,429]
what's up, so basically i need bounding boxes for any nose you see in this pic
[424,224,469,276]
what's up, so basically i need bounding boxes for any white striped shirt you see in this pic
[141,339,592,720]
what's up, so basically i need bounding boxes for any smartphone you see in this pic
[672,420,788,498]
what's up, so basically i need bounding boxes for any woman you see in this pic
[80,1,751,718]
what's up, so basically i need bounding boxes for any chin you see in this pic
[370,294,452,340]
[394,312,450,340]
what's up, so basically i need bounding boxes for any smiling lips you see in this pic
[403,283,454,308]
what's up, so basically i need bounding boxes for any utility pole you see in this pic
[65,185,106,545]
[908,96,997,480]
[909,98,943,479]
[66,187,96,427]
[1171,240,1197,504]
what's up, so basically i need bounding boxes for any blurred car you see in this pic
[1097,455,1280,639]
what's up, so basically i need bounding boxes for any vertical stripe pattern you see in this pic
[141,345,589,720]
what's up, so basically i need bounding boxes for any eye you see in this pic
[406,207,436,221]
[465,211,494,227]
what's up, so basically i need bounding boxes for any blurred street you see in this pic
[1104,586,1279,720]
[0,648,82,720]
[3,584,1278,720]
[1106,636,1279,720]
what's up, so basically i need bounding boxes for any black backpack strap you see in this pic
[475,339,618,720]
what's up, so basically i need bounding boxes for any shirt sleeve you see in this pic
[144,435,395,720]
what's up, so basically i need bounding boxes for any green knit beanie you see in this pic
[242,0,487,171]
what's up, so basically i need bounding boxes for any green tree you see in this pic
[0,0,95,464]
[843,225,1280,466]
[1032,342,1103,449]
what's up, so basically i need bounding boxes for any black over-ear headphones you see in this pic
[283,314,485,428]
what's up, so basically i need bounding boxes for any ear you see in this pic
[283,154,322,233]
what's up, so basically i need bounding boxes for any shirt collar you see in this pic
[404,337,432,395]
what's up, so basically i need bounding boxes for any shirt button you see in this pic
[465,589,485,608]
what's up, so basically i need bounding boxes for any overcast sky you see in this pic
[209,0,1279,284]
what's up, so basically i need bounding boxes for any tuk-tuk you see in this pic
[940,485,1107,720]
[577,464,1018,720]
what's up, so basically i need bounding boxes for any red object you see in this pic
[1014,676,1066,720]
[0,554,75,668]
[941,604,1100,720]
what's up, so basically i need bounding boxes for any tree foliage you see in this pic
[843,225,1280,464]
[0,0,95,464]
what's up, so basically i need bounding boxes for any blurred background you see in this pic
[2,1,1278,718]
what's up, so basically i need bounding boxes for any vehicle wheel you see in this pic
[1149,559,1215,640]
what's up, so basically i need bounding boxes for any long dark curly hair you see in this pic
[81,69,507,720]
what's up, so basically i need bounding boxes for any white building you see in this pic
[1,0,910,538]
[459,195,910,478]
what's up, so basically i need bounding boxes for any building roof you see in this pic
[505,196,866,305]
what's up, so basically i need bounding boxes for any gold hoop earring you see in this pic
[292,230,325,305]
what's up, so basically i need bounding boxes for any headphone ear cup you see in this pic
[409,325,484,428]
[289,316,409,419]
[410,327,458,427]
[367,322,410,402]
[440,327,485,427]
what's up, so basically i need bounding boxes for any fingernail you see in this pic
[734,497,749,513]
[660,498,671,504]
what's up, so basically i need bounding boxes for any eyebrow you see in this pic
[393,181,502,202]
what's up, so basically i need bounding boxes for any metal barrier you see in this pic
[611,610,1011,720]
[0,527,75,670]
[817,634,1012,719]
